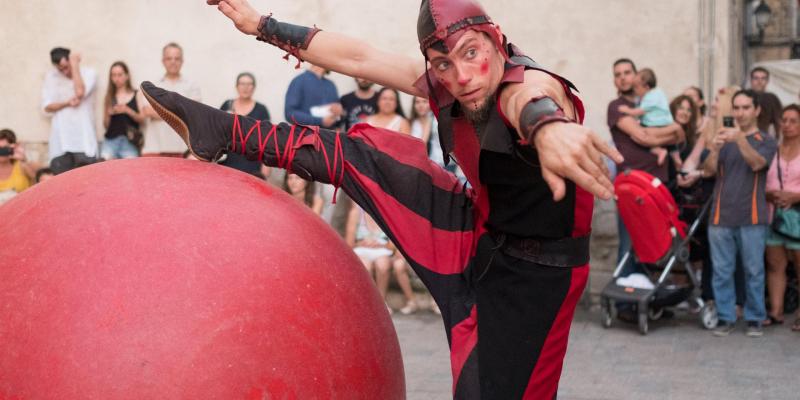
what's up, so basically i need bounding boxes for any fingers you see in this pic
[568,165,613,200]
[542,167,567,202]
[224,0,246,10]
[585,140,612,179]
[217,1,243,22]
[591,133,623,164]
[578,154,614,197]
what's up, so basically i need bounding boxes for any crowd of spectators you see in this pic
[1,43,460,315]
[608,58,800,336]
[4,44,800,322]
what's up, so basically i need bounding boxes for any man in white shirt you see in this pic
[41,47,98,173]
[141,42,201,157]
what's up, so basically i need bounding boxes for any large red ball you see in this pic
[0,158,404,399]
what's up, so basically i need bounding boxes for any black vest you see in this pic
[436,45,579,239]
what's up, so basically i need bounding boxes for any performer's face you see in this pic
[426,30,505,117]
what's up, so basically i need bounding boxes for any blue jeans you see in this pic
[101,136,139,160]
[708,225,767,323]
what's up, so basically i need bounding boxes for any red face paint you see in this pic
[480,59,489,75]
[442,80,452,90]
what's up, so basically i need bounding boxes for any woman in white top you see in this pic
[346,204,396,313]
[366,88,410,134]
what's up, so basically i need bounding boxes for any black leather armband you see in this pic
[256,14,321,68]
[518,96,571,146]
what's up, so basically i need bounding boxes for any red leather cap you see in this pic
[417,0,506,58]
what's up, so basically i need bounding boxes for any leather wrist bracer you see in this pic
[518,96,571,146]
[256,14,321,68]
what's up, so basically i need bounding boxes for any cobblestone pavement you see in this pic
[393,307,800,400]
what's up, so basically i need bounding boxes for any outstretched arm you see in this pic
[208,0,425,97]
[500,69,623,200]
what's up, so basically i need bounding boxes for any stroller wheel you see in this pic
[700,302,718,330]
[601,300,613,328]
[638,312,649,335]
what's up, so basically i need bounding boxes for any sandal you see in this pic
[792,318,800,332]
[762,315,784,327]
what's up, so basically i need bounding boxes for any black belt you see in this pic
[491,232,591,268]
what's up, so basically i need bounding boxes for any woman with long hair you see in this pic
[764,104,800,330]
[367,87,410,134]
[684,86,712,141]
[664,95,698,174]
[101,61,145,159]
[670,95,698,154]
[281,173,323,216]
[409,96,433,144]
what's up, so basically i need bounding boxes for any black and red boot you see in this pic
[141,81,262,162]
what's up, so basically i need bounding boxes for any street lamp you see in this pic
[753,0,772,42]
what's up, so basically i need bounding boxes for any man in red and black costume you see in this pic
[141,0,623,398]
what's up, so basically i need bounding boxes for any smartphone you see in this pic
[0,147,13,156]
[723,116,734,128]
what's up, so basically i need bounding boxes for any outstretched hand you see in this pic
[207,0,262,36]
[534,122,623,201]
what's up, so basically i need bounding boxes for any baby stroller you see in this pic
[600,170,716,335]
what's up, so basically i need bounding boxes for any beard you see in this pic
[463,96,495,126]
[357,82,374,91]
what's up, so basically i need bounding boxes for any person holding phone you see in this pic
[677,86,742,304]
[0,129,40,204]
[703,89,778,338]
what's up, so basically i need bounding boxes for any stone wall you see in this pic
[3,0,737,145]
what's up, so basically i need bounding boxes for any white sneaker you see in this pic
[430,302,441,315]
[400,301,419,315]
